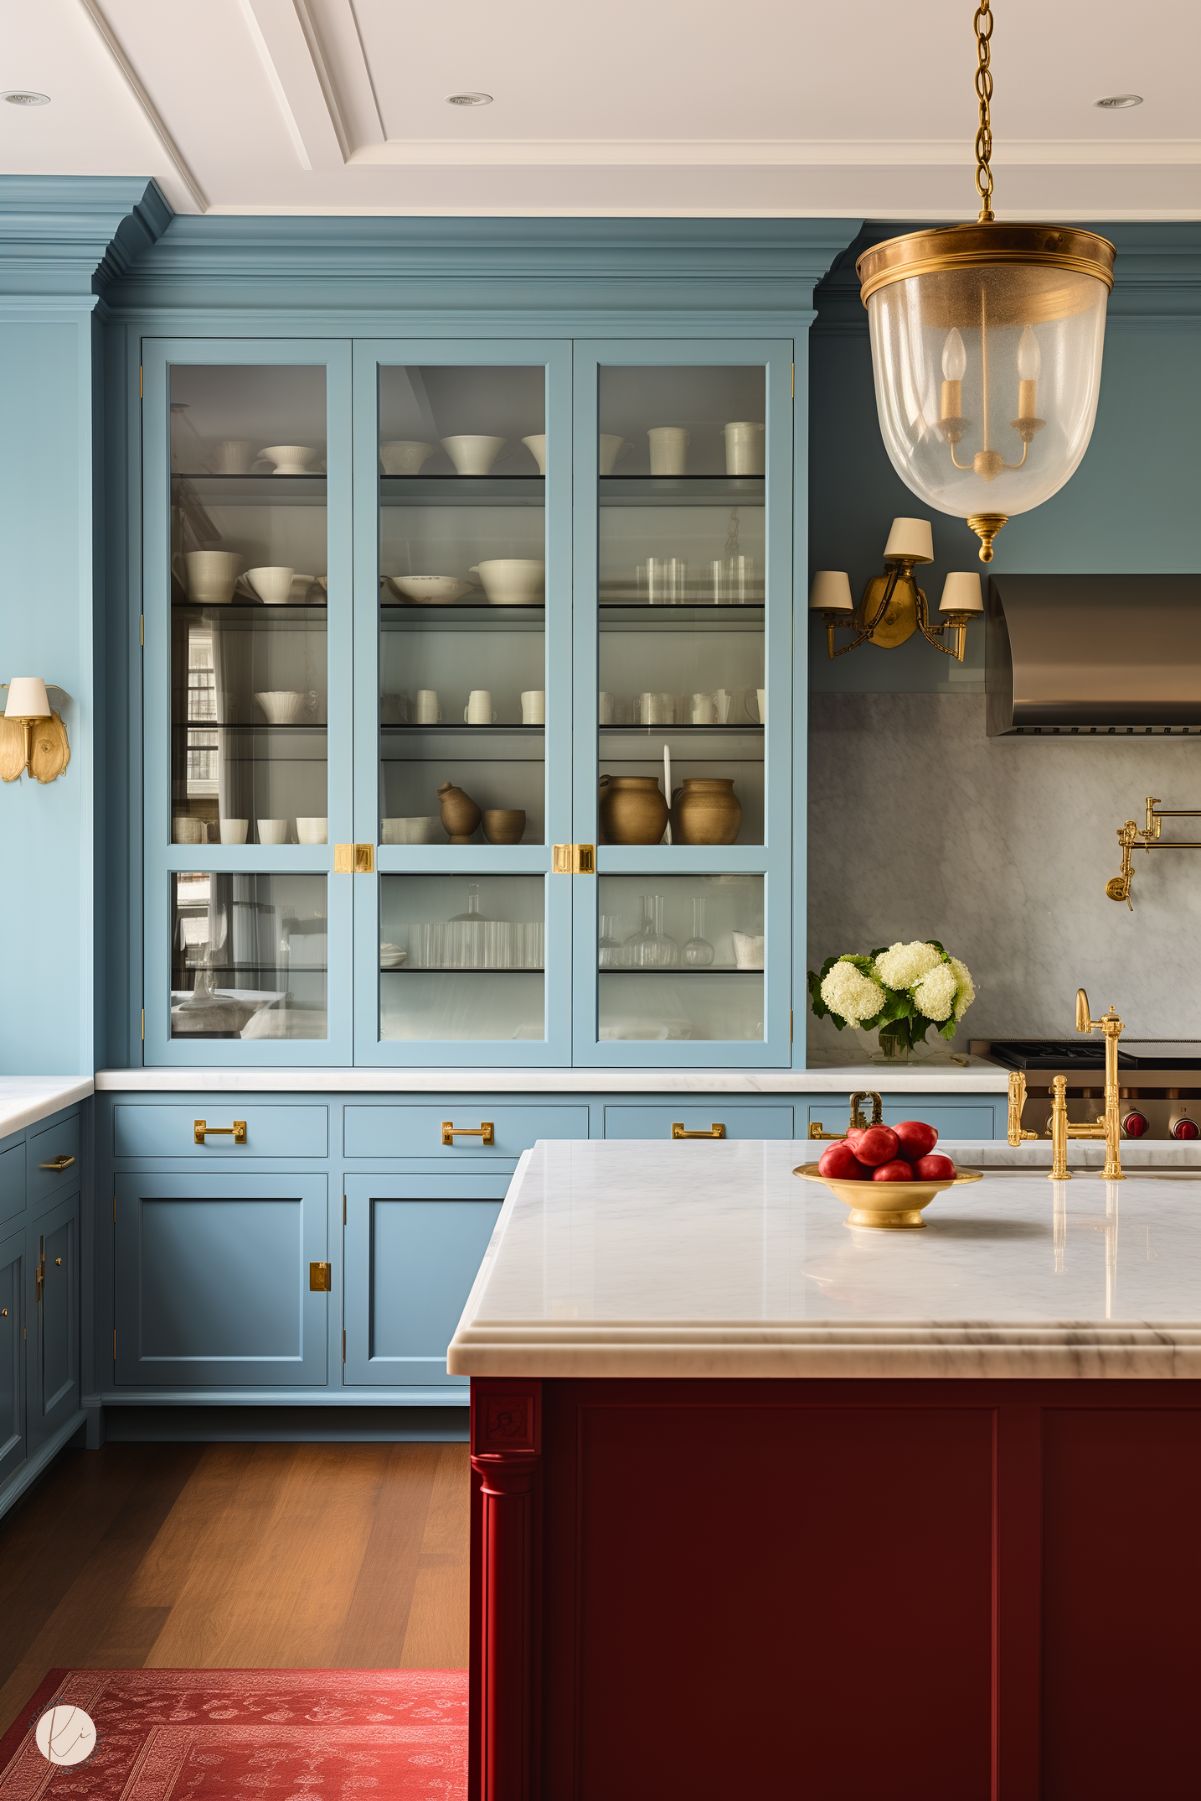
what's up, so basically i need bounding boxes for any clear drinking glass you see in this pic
[598,913,623,969]
[641,895,680,969]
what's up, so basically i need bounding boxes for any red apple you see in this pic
[913,1153,957,1182]
[818,1141,871,1181]
[892,1119,939,1163]
[872,1158,916,1182]
[846,1124,900,1168]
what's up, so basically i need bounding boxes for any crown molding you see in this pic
[0,177,173,298]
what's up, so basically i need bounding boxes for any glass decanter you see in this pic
[598,913,623,970]
[622,894,656,968]
[449,883,491,969]
[683,897,716,968]
[639,895,680,969]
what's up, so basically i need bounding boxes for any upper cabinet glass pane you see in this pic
[377,365,548,848]
[169,366,330,848]
[596,366,766,848]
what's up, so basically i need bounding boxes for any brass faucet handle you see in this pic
[1006,1071,1037,1145]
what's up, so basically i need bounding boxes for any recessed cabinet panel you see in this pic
[28,1192,79,1449]
[804,1101,1000,1141]
[0,1143,23,1232]
[0,1231,24,1488]
[603,1105,794,1140]
[114,1174,328,1387]
[344,1103,589,1160]
[26,1114,80,1208]
[114,1103,329,1160]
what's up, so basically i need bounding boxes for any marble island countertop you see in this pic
[0,1076,94,1141]
[448,1138,1201,1380]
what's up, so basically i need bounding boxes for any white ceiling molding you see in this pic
[348,137,1201,169]
[237,0,351,169]
[77,0,209,211]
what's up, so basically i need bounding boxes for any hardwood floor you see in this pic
[0,1442,470,1734]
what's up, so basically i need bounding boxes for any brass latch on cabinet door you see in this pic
[442,1121,495,1146]
[552,843,595,875]
[309,1261,332,1292]
[671,1123,727,1140]
[35,1238,45,1303]
[194,1119,247,1145]
[38,1154,76,1172]
[334,843,375,874]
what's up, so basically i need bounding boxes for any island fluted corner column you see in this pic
[469,1379,543,1801]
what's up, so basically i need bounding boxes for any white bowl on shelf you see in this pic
[471,559,545,606]
[254,689,319,726]
[386,575,476,606]
[296,817,327,844]
[441,434,505,476]
[244,565,295,606]
[380,440,433,475]
[380,943,408,969]
[259,444,319,476]
[381,816,438,845]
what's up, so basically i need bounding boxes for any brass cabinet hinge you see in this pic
[138,364,143,399]
[140,1008,145,1043]
[139,613,144,649]
[341,1328,346,1363]
[791,361,796,399]
[552,843,596,875]
[309,1261,332,1292]
[334,842,374,874]
[35,1238,45,1304]
[790,1008,794,1043]
[342,1194,347,1225]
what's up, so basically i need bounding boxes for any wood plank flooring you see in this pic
[0,1443,470,1735]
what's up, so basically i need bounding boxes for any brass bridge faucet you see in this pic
[1007,988,1125,1181]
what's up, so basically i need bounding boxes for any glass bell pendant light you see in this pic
[856,1,1115,562]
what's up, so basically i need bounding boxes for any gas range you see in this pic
[973,1040,1201,1142]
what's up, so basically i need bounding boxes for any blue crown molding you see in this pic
[0,176,172,299]
[814,221,1201,332]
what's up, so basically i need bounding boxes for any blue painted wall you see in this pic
[809,224,1201,692]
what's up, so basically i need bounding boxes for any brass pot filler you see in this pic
[1107,796,1201,909]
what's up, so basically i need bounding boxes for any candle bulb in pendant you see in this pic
[1016,324,1040,423]
[940,327,966,432]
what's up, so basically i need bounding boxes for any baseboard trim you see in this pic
[0,1412,87,1523]
[97,1404,469,1443]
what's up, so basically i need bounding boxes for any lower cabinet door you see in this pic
[343,1176,505,1388]
[0,1229,25,1486]
[115,1173,329,1388]
[28,1191,79,1450]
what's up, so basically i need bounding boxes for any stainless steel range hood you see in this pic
[987,574,1201,735]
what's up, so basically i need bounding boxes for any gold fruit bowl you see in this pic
[793,1163,983,1230]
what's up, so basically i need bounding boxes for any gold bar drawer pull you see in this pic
[194,1119,248,1145]
[38,1154,77,1172]
[441,1121,495,1147]
[671,1123,727,1140]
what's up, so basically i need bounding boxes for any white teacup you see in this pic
[245,565,295,606]
[599,433,625,476]
[381,816,438,846]
[218,818,248,845]
[212,439,253,474]
[442,434,505,476]
[521,689,546,725]
[259,444,318,476]
[413,689,441,724]
[689,692,717,725]
[522,433,547,474]
[173,816,206,845]
[380,439,433,475]
[296,817,327,844]
[182,550,242,606]
[648,426,689,475]
[598,691,616,725]
[257,819,289,845]
[464,689,497,725]
[724,420,766,476]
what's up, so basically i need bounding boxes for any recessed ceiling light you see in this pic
[1094,93,1143,109]
[446,92,492,107]
[2,90,51,106]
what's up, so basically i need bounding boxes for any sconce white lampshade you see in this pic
[809,570,855,613]
[3,677,51,721]
[883,516,934,565]
[939,572,985,615]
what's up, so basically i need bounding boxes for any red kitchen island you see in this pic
[448,1138,1201,1801]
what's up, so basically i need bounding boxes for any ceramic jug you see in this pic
[598,775,669,846]
[670,777,742,846]
[438,782,482,843]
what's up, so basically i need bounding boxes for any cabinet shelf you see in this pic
[178,720,328,731]
[380,723,544,735]
[599,475,765,507]
[173,473,327,506]
[383,965,543,975]
[599,965,763,975]
[381,475,545,508]
[173,599,327,620]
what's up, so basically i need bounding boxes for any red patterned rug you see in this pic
[0,1669,467,1798]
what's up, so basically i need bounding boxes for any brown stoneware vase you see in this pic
[598,775,669,845]
[438,782,482,842]
[670,777,742,845]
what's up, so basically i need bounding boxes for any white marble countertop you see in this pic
[448,1138,1201,1380]
[94,1059,1008,1094]
[0,1076,93,1142]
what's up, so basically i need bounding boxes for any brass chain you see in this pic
[973,0,995,221]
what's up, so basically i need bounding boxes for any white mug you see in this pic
[637,691,675,725]
[599,433,625,476]
[296,817,328,844]
[724,420,766,476]
[213,439,253,475]
[257,818,289,845]
[173,816,206,845]
[464,689,497,725]
[710,688,733,723]
[414,689,441,724]
[689,692,717,725]
[745,687,767,724]
[598,691,616,725]
[521,689,546,725]
[648,426,689,476]
[181,549,242,606]
[218,818,248,845]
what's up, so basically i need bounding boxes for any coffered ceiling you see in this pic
[2,0,1197,218]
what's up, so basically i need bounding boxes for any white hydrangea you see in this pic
[950,956,976,1021]
[912,961,957,1022]
[873,940,943,990]
[820,959,886,1025]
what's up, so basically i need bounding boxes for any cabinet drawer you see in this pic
[804,1101,1000,1141]
[113,1103,329,1160]
[27,1114,81,1207]
[344,1104,590,1161]
[0,1142,23,1230]
[603,1104,795,1141]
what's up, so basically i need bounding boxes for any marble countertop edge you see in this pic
[0,1076,95,1142]
[93,1063,1010,1094]
[448,1343,1201,1378]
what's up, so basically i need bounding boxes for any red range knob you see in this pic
[1122,1111,1150,1138]
[1171,1117,1200,1141]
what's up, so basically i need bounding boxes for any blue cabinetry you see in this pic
[0,1228,25,1488]
[28,1190,80,1450]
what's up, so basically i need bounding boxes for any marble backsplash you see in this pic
[807,692,1201,1049]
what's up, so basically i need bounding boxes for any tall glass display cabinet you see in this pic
[141,337,793,1068]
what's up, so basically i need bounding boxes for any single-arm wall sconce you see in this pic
[810,516,983,662]
[0,678,71,783]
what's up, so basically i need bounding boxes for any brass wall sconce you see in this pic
[810,517,983,661]
[1106,795,1201,908]
[0,678,71,783]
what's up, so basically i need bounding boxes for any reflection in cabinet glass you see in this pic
[169,367,331,848]
[171,871,328,1042]
[378,874,546,1042]
[598,874,765,1043]
[377,366,548,846]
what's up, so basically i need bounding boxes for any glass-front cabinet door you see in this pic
[352,343,572,1064]
[571,344,793,1065]
[143,342,354,1064]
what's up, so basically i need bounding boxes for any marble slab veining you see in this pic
[0,1076,94,1142]
[449,1138,1201,1380]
